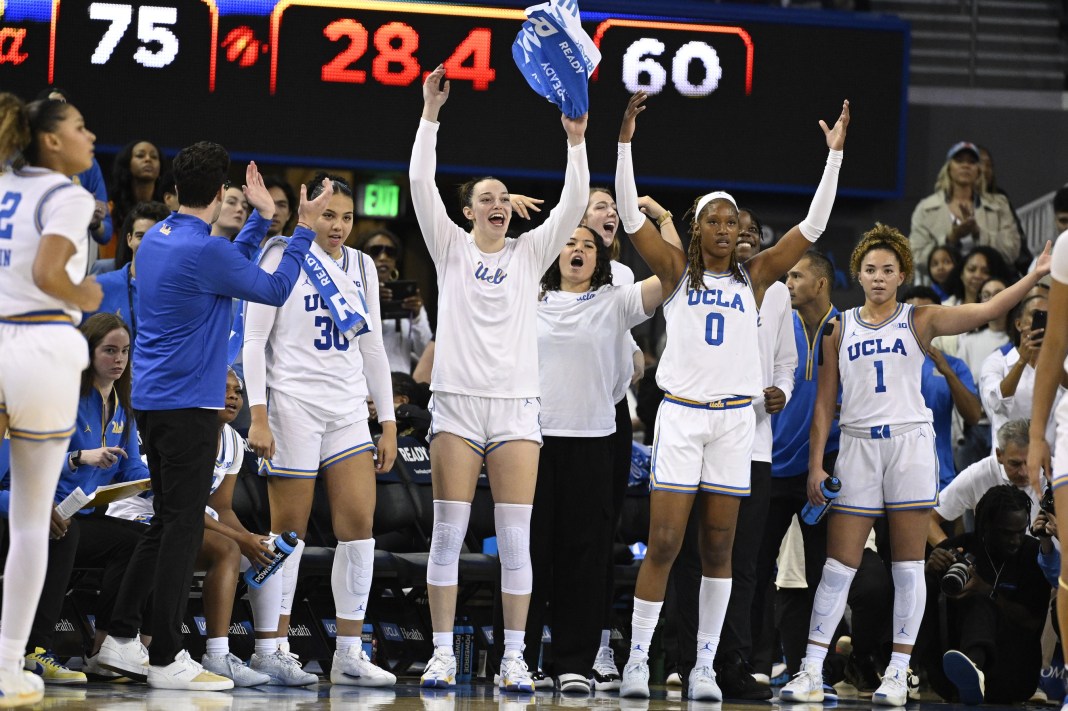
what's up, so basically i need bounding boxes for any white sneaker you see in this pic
[498,653,534,693]
[780,659,824,703]
[147,650,234,691]
[249,650,317,686]
[665,671,683,687]
[688,665,722,702]
[493,669,553,689]
[83,652,122,681]
[620,658,650,699]
[872,665,909,707]
[943,651,984,705]
[0,669,44,708]
[330,647,396,687]
[557,673,590,695]
[420,650,455,689]
[590,646,621,691]
[201,653,270,687]
[98,636,150,682]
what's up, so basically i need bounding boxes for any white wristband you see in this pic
[615,142,646,234]
[799,149,844,243]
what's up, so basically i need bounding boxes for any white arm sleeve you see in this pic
[615,142,646,235]
[529,141,590,273]
[409,118,467,264]
[241,245,284,407]
[773,299,798,405]
[799,149,844,242]
[409,306,434,358]
[358,253,396,424]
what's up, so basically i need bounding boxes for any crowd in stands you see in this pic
[1,69,1068,710]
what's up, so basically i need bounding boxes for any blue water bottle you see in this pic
[243,531,299,588]
[801,477,841,525]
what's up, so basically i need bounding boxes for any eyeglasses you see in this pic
[366,244,398,258]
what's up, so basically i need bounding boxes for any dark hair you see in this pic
[849,224,914,284]
[947,246,1014,302]
[116,201,170,269]
[683,196,744,290]
[457,176,500,213]
[1007,292,1047,347]
[159,171,177,196]
[800,250,833,283]
[263,175,297,233]
[307,172,352,201]
[18,99,72,166]
[974,484,1031,546]
[392,371,417,402]
[172,141,228,208]
[540,226,614,293]
[110,139,164,229]
[79,313,134,423]
[738,206,764,241]
[901,285,940,304]
[356,228,403,259]
[0,93,30,165]
[35,86,71,102]
[1054,186,1068,214]
[928,244,962,295]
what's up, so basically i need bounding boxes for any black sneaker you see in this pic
[714,655,772,701]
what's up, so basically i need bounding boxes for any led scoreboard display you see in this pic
[0,0,908,197]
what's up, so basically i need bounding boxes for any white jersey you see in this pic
[837,303,931,430]
[409,118,589,398]
[109,423,244,522]
[609,261,639,403]
[538,283,652,437]
[752,281,797,461]
[657,268,762,402]
[1053,234,1068,378]
[0,167,94,322]
[243,245,395,424]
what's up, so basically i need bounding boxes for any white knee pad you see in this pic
[809,558,856,645]
[427,500,471,587]
[332,538,375,620]
[891,560,926,646]
[278,536,305,616]
[249,564,283,633]
[495,503,532,595]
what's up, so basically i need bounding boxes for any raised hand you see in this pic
[562,112,588,147]
[619,91,648,143]
[1034,240,1053,278]
[510,194,544,220]
[242,161,276,221]
[422,64,450,122]
[820,100,850,151]
[297,180,334,226]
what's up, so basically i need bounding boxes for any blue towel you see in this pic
[512,0,600,118]
[301,242,371,341]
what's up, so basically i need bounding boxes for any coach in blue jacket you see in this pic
[100,145,332,689]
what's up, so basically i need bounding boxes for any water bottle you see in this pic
[460,618,473,682]
[243,531,299,588]
[800,477,841,525]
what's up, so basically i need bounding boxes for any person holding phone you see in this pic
[355,228,432,374]
[980,293,1066,456]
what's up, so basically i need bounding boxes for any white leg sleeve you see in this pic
[891,560,926,647]
[495,503,532,595]
[248,554,283,633]
[426,500,471,587]
[278,536,305,616]
[0,439,65,672]
[808,558,856,646]
[332,538,375,621]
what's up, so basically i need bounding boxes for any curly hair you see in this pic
[974,484,1031,547]
[849,223,914,284]
[0,93,30,167]
[682,196,744,291]
[540,226,613,293]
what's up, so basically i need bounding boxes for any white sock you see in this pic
[336,635,359,655]
[804,644,829,668]
[432,632,453,654]
[206,637,228,657]
[277,638,290,655]
[628,598,663,662]
[254,638,277,656]
[695,577,731,667]
[889,651,910,672]
[600,629,611,648]
[503,629,524,657]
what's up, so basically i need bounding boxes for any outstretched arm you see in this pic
[615,92,686,289]
[747,101,849,290]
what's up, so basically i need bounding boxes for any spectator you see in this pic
[941,246,1015,308]
[927,245,961,303]
[910,142,1020,282]
[354,228,432,374]
[928,419,1046,547]
[210,184,249,239]
[96,155,329,690]
[109,140,163,251]
[263,175,296,239]
[978,145,1030,274]
[902,286,981,489]
[1055,186,1068,236]
[920,485,1050,705]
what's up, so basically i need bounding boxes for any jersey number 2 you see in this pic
[0,192,22,239]
[704,312,725,346]
[873,360,887,393]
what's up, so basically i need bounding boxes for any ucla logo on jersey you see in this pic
[111,420,125,434]
[576,292,596,302]
[474,261,507,284]
[686,289,745,312]
[847,338,907,361]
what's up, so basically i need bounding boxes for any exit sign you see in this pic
[359,181,404,218]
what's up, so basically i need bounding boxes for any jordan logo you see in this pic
[701,642,714,652]
[632,644,644,653]
[897,625,908,636]
[812,623,825,635]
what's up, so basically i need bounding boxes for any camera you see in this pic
[941,551,974,596]
[1041,485,1055,515]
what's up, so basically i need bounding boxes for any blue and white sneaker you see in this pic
[420,650,456,689]
[498,653,534,693]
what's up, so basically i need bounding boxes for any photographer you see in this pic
[919,485,1051,705]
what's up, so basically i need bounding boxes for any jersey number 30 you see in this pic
[313,316,350,351]
[0,192,22,239]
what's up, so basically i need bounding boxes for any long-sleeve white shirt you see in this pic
[753,280,797,462]
[979,345,1063,453]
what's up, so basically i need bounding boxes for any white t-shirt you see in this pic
[752,280,797,462]
[610,260,640,404]
[0,167,94,321]
[979,345,1063,453]
[408,118,589,399]
[537,283,652,437]
[381,307,433,374]
[934,453,1043,523]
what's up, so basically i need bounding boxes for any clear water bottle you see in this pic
[801,477,841,525]
[243,531,299,588]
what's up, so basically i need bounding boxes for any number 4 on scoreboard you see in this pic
[442,28,495,91]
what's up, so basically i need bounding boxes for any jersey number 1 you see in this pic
[873,360,887,393]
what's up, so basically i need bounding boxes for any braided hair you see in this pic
[682,196,744,292]
[974,484,1031,547]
